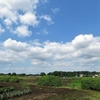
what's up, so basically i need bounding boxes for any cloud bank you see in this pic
[0,34,100,73]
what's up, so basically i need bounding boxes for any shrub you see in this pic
[0,76,20,83]
[9,76,20,83]
[37,75,62,86]
[0,76,10,82]
[81,78,100,91]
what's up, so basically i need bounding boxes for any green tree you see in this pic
[40,72,46,76]
[8,73,11,76]
[12,72,16,76]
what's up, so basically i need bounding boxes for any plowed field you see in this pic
[0,82,91,100]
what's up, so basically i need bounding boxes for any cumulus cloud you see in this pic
[19,12,39,26]
[0,34,100,73]
[0,6,18,24]
[0,0,49,37]
[3,38,28,51]
[0,49,23,65]
[72,34,94,49]
[14,25,32,37]
[0,0,35,11]
[4,19,12,26]
[0,0,55,37]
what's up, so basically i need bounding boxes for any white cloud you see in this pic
[51,8,59,14]
[36,28,48,35]
[0,25,5,34]
[3,38,28,51]
[0,0,38,11]
[40,15,54,25]
[41,0,49,3]
[41,15,51,21]
[19,12,39,26]
[0,0,40,37]
[42,28,48,34]
[14,25,32,37]
[72,34,94,49]
[30,39,42,47]
[0,0,55,37]
[4,19,12,26]
[1,34,100,73]
[0,7,18,24]
[0,50,23,65]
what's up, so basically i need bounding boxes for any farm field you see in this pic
[0,76,100,100]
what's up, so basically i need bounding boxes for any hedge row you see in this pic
[0,76,20,83]
[81,78,100,91]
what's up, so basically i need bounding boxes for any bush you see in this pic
[0,76,20,83]
[0,76,10,82]
[37,75,62,86]
[81,78,100,91]
[9,77,20,83]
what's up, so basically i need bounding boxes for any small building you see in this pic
[80,74,83,77]
[93,74,100,78]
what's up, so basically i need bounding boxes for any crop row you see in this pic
[0,86,14,93]
[0,88,31,100]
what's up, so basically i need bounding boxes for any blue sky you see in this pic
[0,0,100,74]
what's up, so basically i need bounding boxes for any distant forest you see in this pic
[0,71,100,77]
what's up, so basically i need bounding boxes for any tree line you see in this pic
[47,71,100,77]
[0,71,100,77]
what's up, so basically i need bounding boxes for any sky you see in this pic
[0,0,100,74]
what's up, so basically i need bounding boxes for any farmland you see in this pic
[0,76,100,100]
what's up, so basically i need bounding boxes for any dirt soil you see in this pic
[0,82,84,100]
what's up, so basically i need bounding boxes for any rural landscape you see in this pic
[0,0,100,100]
[0,71,100,100]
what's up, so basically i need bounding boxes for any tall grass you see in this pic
[68,79,82,89]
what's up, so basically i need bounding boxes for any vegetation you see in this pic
[9,76,20,83]
[0,84,2,87]
[0,76,20,83]
[81,77,100,91]
[0,72,100,100]
[46,90,100,100]
[0,86,14,93]
[21,82,30,89]
[0,88,31,100]
[68,79,82,89]
[0,79,31,100]
[47,71,100,77]
[37,75,62,86]
[0,71,99,77]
